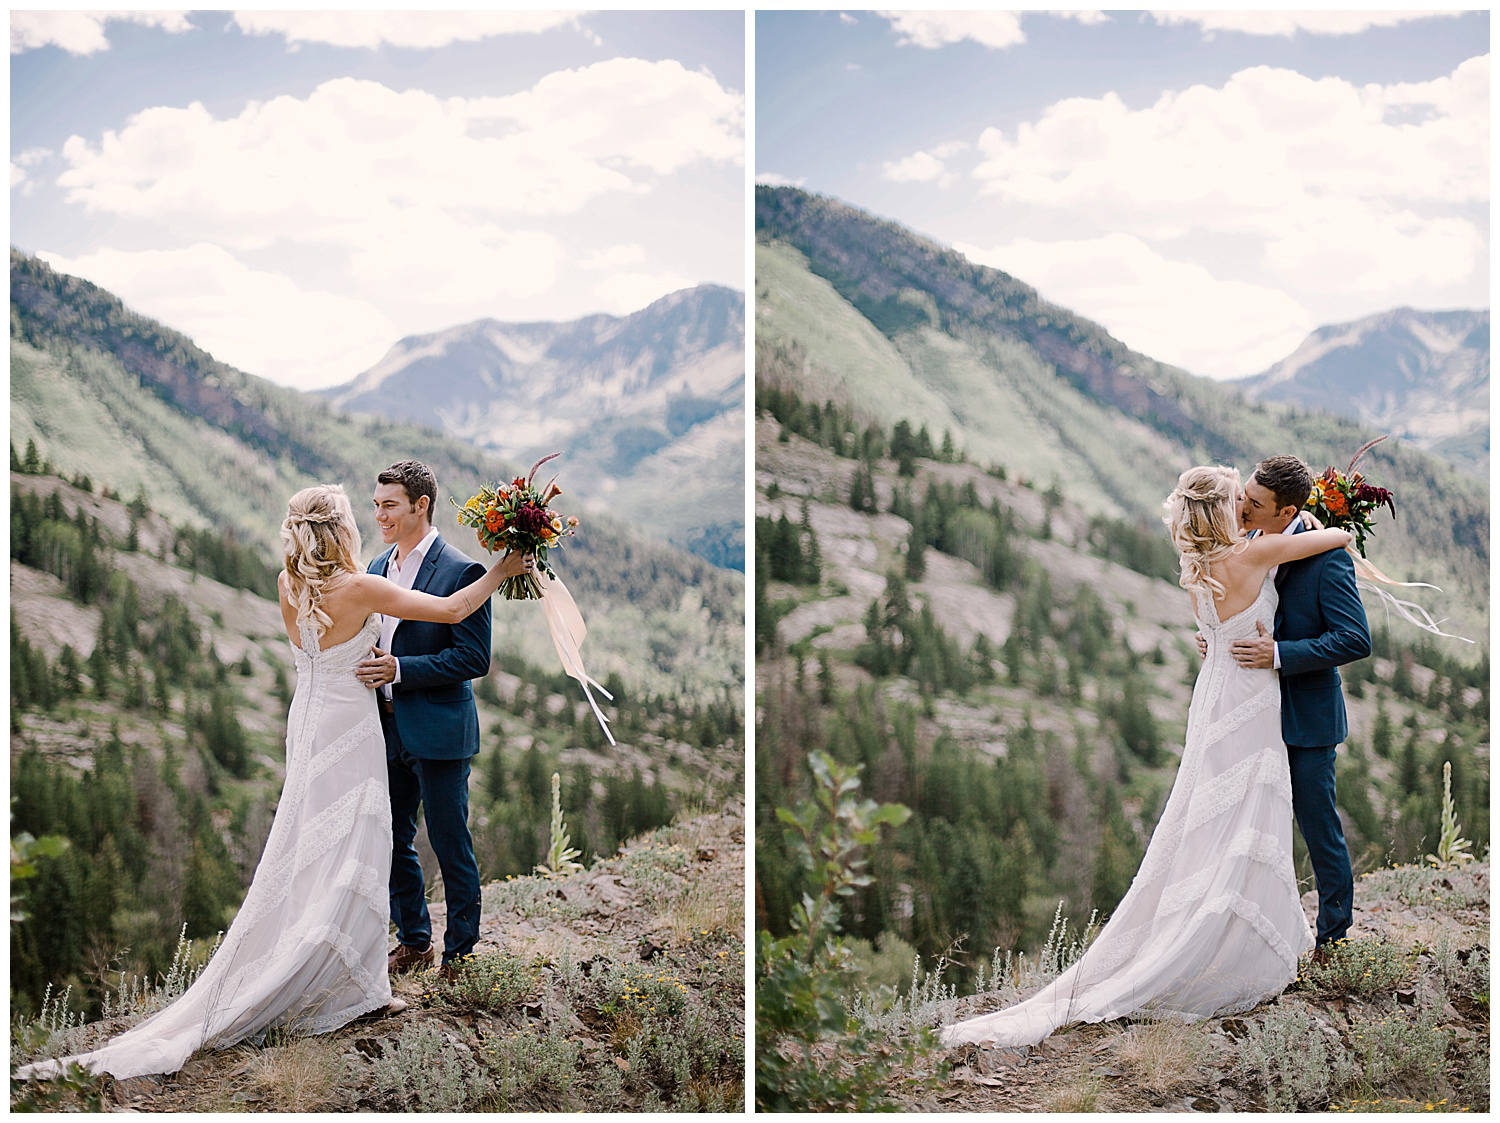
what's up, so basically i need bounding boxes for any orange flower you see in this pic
[1324,489,1350,517]
[484,507,505,532]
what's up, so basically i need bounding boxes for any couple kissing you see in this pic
[943,454,1371,1048]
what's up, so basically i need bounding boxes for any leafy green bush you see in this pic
[755,751,928,1111]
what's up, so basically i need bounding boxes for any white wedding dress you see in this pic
[942,573,1314,1047]
[18,616,394,1080]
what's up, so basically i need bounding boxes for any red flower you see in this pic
[513,502,551,536]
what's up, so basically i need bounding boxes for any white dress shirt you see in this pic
[379,526,439,699]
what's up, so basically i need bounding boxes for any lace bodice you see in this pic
[1195,572,1277,645]
[292,615,382,675]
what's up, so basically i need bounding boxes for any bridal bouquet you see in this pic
[451,453,579,600]
[1304,436,1396,557]
[1305,436,1469,643]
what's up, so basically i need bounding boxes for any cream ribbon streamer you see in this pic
[536,571,616,744]
[1348,550,1473,644]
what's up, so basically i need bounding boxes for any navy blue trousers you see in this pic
[1287,745,1353,946]
[381,708,481,964]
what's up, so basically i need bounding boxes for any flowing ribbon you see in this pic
[536,571,616,744]
[1347,548,1473,644]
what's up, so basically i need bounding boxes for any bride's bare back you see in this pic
[1198,524,1353,624]
[278,551,532,651]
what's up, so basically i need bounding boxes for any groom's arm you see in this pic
[1276,549,1372,677]
[394,559,493,689]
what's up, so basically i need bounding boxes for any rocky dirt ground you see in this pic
[895,862,1489,1113]
[12,807,746,1113]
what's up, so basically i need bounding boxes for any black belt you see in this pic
[378,696,395,714]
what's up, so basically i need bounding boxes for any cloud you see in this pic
[879,11,1025,49]
[592,270,695,315]
[54,63,741,287]
[955,233,1313,379]
[10,146,49,191]
[971,58,1488,287]
[756,172,806,188]
[231,10,583,50]
[579,244,647,270]
[881,142,969,186]
[839,12,857,25]
[39,244,395,389]
[1150,10,1461,38]
[878,10,1107,49]
[12,11,194,55]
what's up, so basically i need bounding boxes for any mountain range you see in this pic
[322,285,745,570]
[754,185,1487,627]
[1235,308,1488,479]
[9,249,743,704]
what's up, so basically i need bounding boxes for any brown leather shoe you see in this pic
[388,941,436,974]
[436,961,462,984]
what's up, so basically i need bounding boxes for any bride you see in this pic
[942,465,1351,1048]
[17,484,531,1081]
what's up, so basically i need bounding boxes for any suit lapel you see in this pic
[412,534,444,596]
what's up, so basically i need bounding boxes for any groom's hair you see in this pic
[377,460,437,523]
[1253,455,1312,514]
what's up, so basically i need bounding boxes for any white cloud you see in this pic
[879,11,1025,49]
[955,233,1313,379]
[882,140,968,185]
[839,12,857,25]
[39,244,395,389]
[883,151,950,184]
[55,62,741,284]
[231,10,583,50]
[10,146,49,191]
[756,172,806,188]
[1150,10,1461,38]
[580,244,647,270]
[878,9,1107,49]
[592,270,695,315]
[11,11,192,55]
[971,58,1489,288]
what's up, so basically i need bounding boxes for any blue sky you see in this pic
[757,10,1488,380]
[12,11,745,389]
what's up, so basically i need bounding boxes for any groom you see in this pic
[1232,454,1372,956]
[355,460,490,982]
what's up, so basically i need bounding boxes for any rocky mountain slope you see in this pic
[12,807,746,1112]
[9,251,742,704]
[1235,308,1489,479]
[754,186,1487,627]
[322,285,746,569]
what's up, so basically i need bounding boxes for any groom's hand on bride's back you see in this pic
[1230,621,1275,669]
[356,646,397,688]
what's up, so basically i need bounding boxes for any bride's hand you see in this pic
[496,550,535,581]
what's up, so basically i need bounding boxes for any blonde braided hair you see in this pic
[1162,465,1247,600]
[280,485,361,636]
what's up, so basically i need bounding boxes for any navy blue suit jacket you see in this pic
[368,534,492,761]
[1274,521,1372,748]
